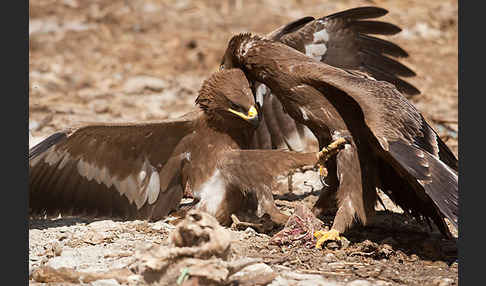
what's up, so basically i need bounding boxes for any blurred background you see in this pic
[29,0,458,155]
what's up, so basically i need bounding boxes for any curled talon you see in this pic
[314,229,343,249]
[318,165,328,177]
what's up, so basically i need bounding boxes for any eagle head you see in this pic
[196,69,260,128]
[220,32,261,70]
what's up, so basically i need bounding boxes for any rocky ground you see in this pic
[29,0,458,285]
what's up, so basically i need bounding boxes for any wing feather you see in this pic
[255,5,420,155]
[386,141,458,233]
[269,6,419,96]
[29,118,195,220]
[289,59,458,234]
[234,38,457,235]
[356,34,408,58]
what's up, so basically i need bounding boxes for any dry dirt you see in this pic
[29,0,458,285]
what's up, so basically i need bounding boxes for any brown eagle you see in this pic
[29,69,342,226]
[242,6,420,154]
[221,32,458,246]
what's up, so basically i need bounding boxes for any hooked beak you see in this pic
[228,105,260,127]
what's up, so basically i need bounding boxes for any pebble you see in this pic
[346,279,372,286]
[373,281,392,286]
[88,220,119,232]
[323,252,337,262]
[123,76,168,94]
[29,121,40,131]
[90,279,121,286]
[52,242,63,256]
[228,263,275,285]
[83,229,107,245]
[432,277,454,286]
[151,221,175,231]
[268,274,342,286]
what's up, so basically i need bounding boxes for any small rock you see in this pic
[269,275,341,286]
[88,220,119,232]
[375,244,394,259]
[57,233,69,241]
[29,265,36,277]
[228,263,276,285]
[323,253,337,262]
[341,236,350,249]
[83,229,106,245]
[374,281,392,286]
[93,104,110,114]
[267,276,289,286]
[63,0,79,8]
[150,221,175,231]
[242,227,257,239]
[91,279,121,286]
[409,254,419,262]
[326,241,341,250]
[46,254,77,269]
[123,76,168,94]
[360,240,378,252]
[127,274,143,283]
[29,121,40,131]
[432,277,454,286]
[29,229,43,236]
[52,242,63,256]
[346,279,372,286]
[296,279,340,286]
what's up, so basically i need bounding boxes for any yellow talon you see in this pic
[318,165,328,177]
[314,229,342,249]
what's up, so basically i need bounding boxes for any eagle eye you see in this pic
[229,102,242,112]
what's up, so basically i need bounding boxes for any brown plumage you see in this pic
[222,33,458,238]
[237,6,420,153]
[29,69,326,226]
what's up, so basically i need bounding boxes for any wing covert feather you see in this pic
[29,118,195,220]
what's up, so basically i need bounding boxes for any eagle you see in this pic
[233,6,425,219]
[29,69,343,226]
[242,6,420,154]
[221,32,458,246]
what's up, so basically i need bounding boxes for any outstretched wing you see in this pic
[29,115,198,221]
[252,6,418,151]
[268,6,419,96]
[289,59,458,231]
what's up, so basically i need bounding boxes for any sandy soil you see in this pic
[29,0,458,285]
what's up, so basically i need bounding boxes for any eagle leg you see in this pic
[317,137,347,163]
[313,137,355,249]
[316,137,347,178]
